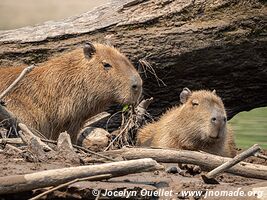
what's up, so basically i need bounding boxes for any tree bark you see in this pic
[0,0,266,119]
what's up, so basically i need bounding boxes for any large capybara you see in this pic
[137,88,236,157]
[0,42,142,142]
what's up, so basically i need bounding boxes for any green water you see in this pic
[229,107,267,150]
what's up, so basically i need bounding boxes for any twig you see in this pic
[0,65,35,99]
[138,59,166,86]
[0,138,24,145]
[83,112,110,128]
[29,174,112,200]
[4,144,23,153]
[104,119,132,151]
[18,123,52,151]
[254,152,267,160]
[135,97,153,124]
[204,144,261,179]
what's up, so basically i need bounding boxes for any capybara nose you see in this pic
[211,116,227,126]
[131,76,142,92]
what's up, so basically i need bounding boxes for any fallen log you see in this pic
[0,158,163,194]
[0,0,266,120]
[29,174,112,200]
[102,147,267,180]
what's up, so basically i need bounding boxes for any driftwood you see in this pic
[102,147,267,180]
[30,174,112,200]
[4,144,23,154]
[0,0,266,120]
[135,97,153,124]
[0,158,162,194]
[0,138,23,145]
[18,123,52,152]
[27,137,48,162]
[202,144,261,184]
[56,132,80,163]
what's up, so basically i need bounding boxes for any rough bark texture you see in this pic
[0,0,266,120]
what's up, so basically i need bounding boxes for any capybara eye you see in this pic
[102,61,112,70]
[192,99,199,106]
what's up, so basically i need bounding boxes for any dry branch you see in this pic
[255,152,267,160]
[0,65,35,99]
[4,144,23,154]
[18,123,52,152]
[102,147,267,180]
[205,144,261,179]
[30,174,112,200]
[82,112,111,128]
[0,138,22,145]
[0,158,162,194]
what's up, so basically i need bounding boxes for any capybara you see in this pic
[137,88,236,157]
[0,42,142,142]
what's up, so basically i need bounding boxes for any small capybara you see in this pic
[137,88,236,157]
[0,42,142,142]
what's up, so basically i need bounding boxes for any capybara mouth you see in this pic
[209,135,220,140]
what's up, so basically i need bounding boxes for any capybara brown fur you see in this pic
[0,42,142,142]
[137,88,236,157]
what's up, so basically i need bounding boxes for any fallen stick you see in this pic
[30,174,112,200]
[18,123,52,151]
[0,138,23,145]
[83,112,110,128]
[102,147,267,180]
[104,119,131,151]
[4,144,23,154]
[135,97,153,123]
[0,65,35,99]
[202,144,261,184]
[255,152,267,160]
[0,158,162,194]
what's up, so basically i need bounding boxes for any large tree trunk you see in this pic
[0,0,266,120]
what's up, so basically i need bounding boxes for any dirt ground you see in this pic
[0,146,266,200]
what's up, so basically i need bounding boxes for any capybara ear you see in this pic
[83,42,96,59]
[212,89,216,94]
[180,87,192,104]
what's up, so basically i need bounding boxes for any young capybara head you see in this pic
[81,42,142,105]
[179,88,227,143]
